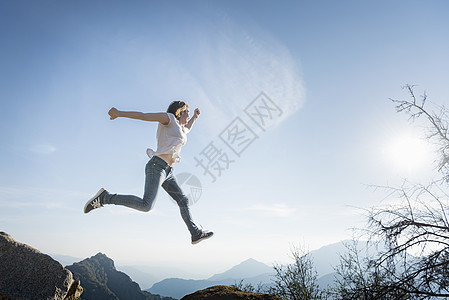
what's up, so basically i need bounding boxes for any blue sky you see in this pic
[1,0,449,277]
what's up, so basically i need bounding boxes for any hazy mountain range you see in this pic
[51,240,362,299]
[148,258,275,299]
[144,241,352,299]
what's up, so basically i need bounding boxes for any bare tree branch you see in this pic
[331,86,449,299]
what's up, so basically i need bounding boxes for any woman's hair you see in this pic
[167,101,189,120]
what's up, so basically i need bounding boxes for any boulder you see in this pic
[181,285,285,300]
[0,232,82,300]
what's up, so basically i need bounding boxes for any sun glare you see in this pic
[383,134,433,173]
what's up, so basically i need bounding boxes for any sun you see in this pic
[383,133,433,173]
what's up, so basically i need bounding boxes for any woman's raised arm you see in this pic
[108,107,170,125]
[185,108,200,130]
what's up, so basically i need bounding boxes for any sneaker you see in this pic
[84,188,107,213]
[191,230,214,244]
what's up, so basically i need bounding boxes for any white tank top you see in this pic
[146,113,190,163]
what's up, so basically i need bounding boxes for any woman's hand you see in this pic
[193,108,200,119]
[108,107,120,120]
[185,108,200,130]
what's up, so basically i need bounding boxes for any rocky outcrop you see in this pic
[66,253,173,300]
[0,232,82,300]
[181,286,285,300]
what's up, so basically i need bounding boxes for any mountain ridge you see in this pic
[50,240,362,299]
[208,258,273,281]
[148,258,275,299]
[66,253,174,300]
[147,240,362,298]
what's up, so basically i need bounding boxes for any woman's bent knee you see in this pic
[142,197,156,212]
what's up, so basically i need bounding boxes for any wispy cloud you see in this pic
[172,15,305,137]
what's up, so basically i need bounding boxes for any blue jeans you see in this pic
[103,156,200,237]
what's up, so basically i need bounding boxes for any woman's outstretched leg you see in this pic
[84,157,167,213]
[162,171,213,244]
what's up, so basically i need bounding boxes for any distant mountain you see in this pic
[49,253,83,267]
[150,278,219,300]
[148,259,274,299]
[117,264,204,290]
[310,240,380,290]
[317,272,338,290]
[66,253,175,300]
[309,240,373,278]
[117,265,161,290]
[149,277,276,300]
[208,258,273,281]
[309,241,349,277]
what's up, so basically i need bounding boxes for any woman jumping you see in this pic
[83,101,214,244]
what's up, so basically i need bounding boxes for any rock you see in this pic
[66,252,171,300]
[181,285,285,300]
[0,232,83,300]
